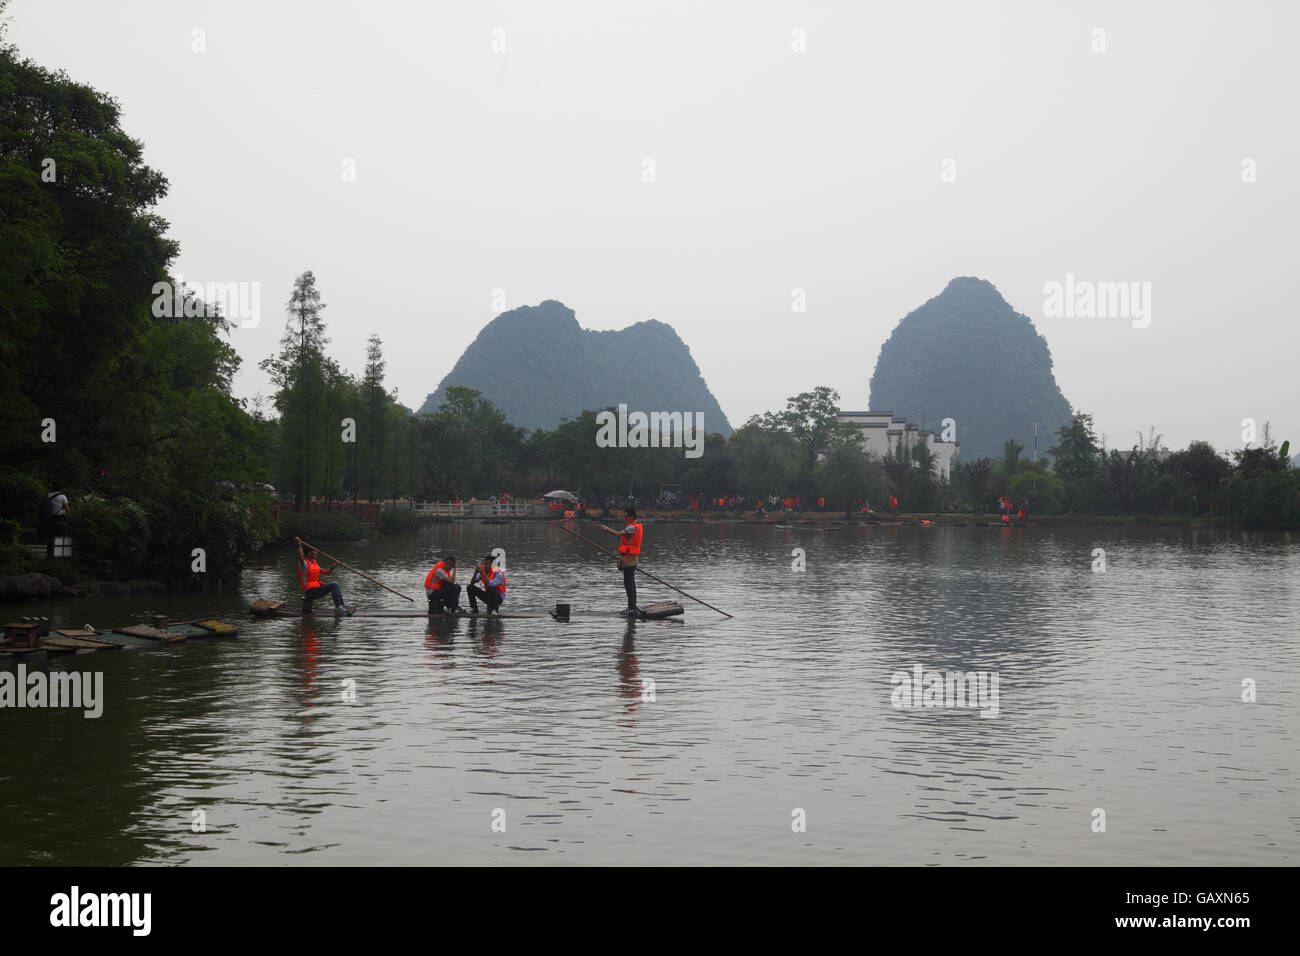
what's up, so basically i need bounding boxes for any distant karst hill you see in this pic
[417,300,732,435]
[868,277,1073,462]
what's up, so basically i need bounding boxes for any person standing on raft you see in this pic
[425,555,464,615]
[599,507,642,613]
[468,554,506,615]
[295,538,356,615]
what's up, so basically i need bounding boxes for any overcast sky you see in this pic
[12,0,1297,453]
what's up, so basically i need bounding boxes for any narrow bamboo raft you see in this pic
[1,616,239,659]
[250,598,685,622]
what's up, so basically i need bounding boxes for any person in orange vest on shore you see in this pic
[600,507,642,613]
[468,554,506,615]
[888,493,898,511]
[817,496,825,512]
[295,537,356,615]
[425,555,463,615]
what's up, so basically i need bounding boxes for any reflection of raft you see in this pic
[249,598,542,620]
[1,616,239,659]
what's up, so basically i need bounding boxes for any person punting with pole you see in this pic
[295,537,357,615]
[599,507,642,614]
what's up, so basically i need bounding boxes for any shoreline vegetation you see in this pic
[2,40,1296,599]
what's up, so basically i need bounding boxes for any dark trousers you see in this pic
[428,583,462,613]
[304,582,344,609]
[622,565,637,608]
[43,516,68,557]
[468,586,502,612]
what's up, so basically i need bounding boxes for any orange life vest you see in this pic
[478,564,506,596]
[425,560,450,591]
[619,523,643,556]
[298,557,321,593]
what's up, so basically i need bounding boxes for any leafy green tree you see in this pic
[362,333,388,501]
[953,457,994,513]
[1002,439,1024,475]
[259,271,329,509]
[1050,413,1103,513]
[775,386,845,473]
[884,433,939,512]
[816,425,888,514]
[1167,442,1231,516]
[1007,462,1065,514]
[0,41,274,580]
[729,416,799,497]
[1223,441,1300,528]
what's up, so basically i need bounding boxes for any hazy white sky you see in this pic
[12,0,1297,452]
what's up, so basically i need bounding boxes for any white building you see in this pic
[837,410,960,481]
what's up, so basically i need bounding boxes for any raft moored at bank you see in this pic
[1,616,240,659]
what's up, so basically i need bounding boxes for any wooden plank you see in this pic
[111,625,186,643]
[168,621,238,639]
[43,637,122,650]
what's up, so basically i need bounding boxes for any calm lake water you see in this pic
[2,521,1297,866]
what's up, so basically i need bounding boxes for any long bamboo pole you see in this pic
[296,537,415,601]
[558,521,733,619]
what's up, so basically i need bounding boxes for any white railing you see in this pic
[410,501,465,515]
[407,501,536,517]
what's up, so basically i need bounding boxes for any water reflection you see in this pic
[0,522,1296,865]
[616,621,641,717]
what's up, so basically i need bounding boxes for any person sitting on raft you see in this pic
[295,537,356,615]
[425,555,463,615]
[468,554,506,615]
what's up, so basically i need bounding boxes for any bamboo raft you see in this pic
[250,598,544,620]
[1,615,239,660]
[250,598,685,622]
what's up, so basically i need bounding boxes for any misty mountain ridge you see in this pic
[417,300,732,435]
[868,277,1074,461]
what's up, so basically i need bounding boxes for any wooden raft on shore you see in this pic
[1,616,239,660]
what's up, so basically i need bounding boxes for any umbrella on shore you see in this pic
[542,490,579,501]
